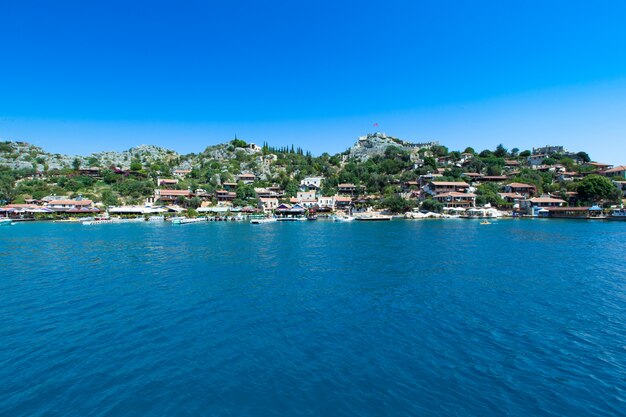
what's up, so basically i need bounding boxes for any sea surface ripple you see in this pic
[1,219,625,416]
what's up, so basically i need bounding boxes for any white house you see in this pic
[300,176,324,190]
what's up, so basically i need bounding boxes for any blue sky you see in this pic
[1,1,626,163]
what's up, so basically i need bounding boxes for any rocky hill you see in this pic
[0,141,180,171]
[347,132,438,161]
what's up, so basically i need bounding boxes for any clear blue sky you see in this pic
[1,0,626,163]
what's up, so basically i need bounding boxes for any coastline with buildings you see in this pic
[1,134,625,225]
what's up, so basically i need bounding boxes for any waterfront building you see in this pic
[520,196,567,216]
[433,192,477,208]
[334,196,352,211]
[46,199,94,212]
[154,189,192,203]
[541,206,604,219]
[316,196,335,211]
[215,190,236,202]
[258,198,279,213]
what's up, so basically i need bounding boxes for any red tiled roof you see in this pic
[48,200,93,206]
[434,192,477,198]
[602,165,626,173]
[529,197,566,204]
[507,182,535,188]
[431,181,469,187]
[157,190,191,196]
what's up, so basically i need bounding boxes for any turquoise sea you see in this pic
[1,219,625,416]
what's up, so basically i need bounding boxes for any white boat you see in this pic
[333,215,355,222]
[172,217,208,225]
[251,217,277,224]
[82,214,111,225]
[607,208,626,221]
[0,218,12,226]
[354,214,392,221]
[148,215,165,222]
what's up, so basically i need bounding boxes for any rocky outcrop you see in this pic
[347,132,438,161]
[0,141,180,170]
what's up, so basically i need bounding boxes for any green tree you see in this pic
[382,195,414,213]
[72,158,81,171]
[463,147,475,154]
[130,158,142,171]
[101,189,120,207]
[576,151,591,163]
[231,138,247,148]
[577,175,619,203]
[494,144,508,158]
[421,198,443,213]
[0,170,16,203]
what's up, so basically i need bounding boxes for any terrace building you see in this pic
[433,192,477,208]
[236,173,256,184]
[215,190,236,202]
[423,181,470,196]
[504,183,537,198]
[338,183,358,196]
[154,189,192,203]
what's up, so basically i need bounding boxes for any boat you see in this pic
[480,220,491,225]
[251,217,277,224]
[307,215,318,221]
[82,213,111,225]
[606,208,626,221]
[276,217,307,222]
[148,215,165,222]
[0,218,12,226]
[333,215,355,222]
[354,214,392,221]
[172,217,207,225]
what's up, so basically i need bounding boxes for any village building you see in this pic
[215,190,236,202]
[334,196,352,210]
[423,181,470,196]
[154,189,192,203]
[316,196,335,211]
[519,196,567,216]
[236,173,256,184]
[46,199,94,212]
[338,183,358,196]
[600,165,626,179]
[498,192,525,204]
[78,167,102,178]
[300,176,324,190]
[157,178,179,187]
[532,145,567,156]
[433,192,477,208]
[222,182,237,191]
[504,183,537,197]
[528,154,547,166]
[173,169,192,178]
[258,197,279,213]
